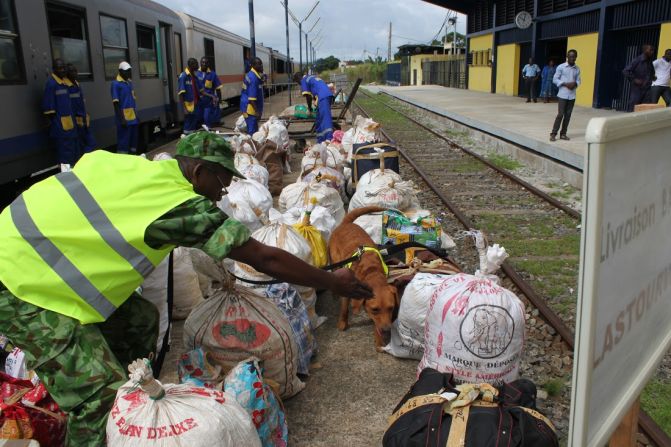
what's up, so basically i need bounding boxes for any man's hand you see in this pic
[121,117,128,127]
[330,268,373,300]
[634,78,644,86]
[564,81,576,90]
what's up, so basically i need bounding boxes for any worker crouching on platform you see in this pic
[0,135,372,447]
[293,71,334,143]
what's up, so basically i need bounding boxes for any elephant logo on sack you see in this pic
[460,305,514,359]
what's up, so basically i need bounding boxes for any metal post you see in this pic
[248,0,256,58]
[388,22,392,61]
[299,22,303,73]
[305,32,309,73]
[284,0,291,105]
[453,16,457,55]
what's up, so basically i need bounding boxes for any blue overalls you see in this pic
[42,74,80,165]
[178,68,202,134]
[300,75,334,142]
[69,80,97,154]
[197,69,222,128]
[110,75,139,153]
[240,68,263,134]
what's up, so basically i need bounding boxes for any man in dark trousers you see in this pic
[42,58,79,166]
[623,44,656,112]
[521,57,540,103]
[650,49,671,107]
[550,49,581,142]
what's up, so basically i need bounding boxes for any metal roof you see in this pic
[422,0,472,13]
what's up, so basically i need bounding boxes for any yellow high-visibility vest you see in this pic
[0,151,200,324]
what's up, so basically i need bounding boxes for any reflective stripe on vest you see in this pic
[0,151,201,324]
[10,194,117,319]
[56,172,154,277]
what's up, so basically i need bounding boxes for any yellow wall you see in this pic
[567,32,598,107]
[468,33,493,92]
[409,53,453,85]
[656,23,671,104]
[495,43,520,96]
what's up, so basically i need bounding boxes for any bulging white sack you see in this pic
[217,179,273,232]
[279,181,345,225]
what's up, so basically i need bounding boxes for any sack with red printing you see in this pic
[106,359,261,447]
[418,231,526,384]
[183,274,305,399]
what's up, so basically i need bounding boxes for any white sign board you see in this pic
[570,108,671,446]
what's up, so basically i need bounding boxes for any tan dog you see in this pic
[329,206,399,351]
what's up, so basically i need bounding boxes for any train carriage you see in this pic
[0,0,186,189]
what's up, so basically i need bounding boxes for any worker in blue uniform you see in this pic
[178,58,202,135]
[42,58,80,166]
[66,63,97,155]
[196,57,223,128]
[293,72,334,142]
[110,61,139,154]
[240,57,264,134]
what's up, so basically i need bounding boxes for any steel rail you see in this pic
[358,89,581,220]
[353,97,671,447]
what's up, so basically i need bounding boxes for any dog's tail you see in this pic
[342,206,387,225]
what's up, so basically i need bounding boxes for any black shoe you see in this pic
[526,99,531,103]
[533,99,537,103]
[550,135,557,141]
[560,135,570,141]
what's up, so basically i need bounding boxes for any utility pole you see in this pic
[299,22,303,73]
[283,0,291,105]
[453,15,458,55]
[305,32,309,73]
[248,0,256,58]
[388,22,392,61]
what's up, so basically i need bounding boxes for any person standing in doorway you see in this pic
[550,49,580,142]
[622,44,656,112]
[522,57,540,103]
[178,58,202,135]
[42,58,80,166]
[239,57,264,135]
[111,61,139,154]
[649,49,671,107]
[540,60,556,103]
[196,57,223,128]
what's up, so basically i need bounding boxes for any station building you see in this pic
[424,0,671,110]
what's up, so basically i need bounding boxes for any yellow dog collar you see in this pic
[345,246,389,276]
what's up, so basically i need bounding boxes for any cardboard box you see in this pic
[633,103,665,112]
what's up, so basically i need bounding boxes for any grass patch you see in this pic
[451,158,486,173]
[499,235,580,257]
[514,259,579,278]
[545,182,580,201]
[543,378,564,397]
[486,152,524,171]
[641,378,671,435]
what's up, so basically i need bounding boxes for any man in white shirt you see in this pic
[550,49,581,142]
[650,49,671,106]
[522,57,541,103]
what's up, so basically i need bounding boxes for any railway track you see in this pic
[352,90,671,447]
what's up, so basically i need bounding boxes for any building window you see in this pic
[137,25,157,77]
[100,14,128,79]
[0,0,22,82]
[46,2,92,79]
[469,49,491,67]
[203,37,215,72]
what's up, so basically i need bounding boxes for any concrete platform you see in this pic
[366,85,622,171]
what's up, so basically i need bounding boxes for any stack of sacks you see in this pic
[348,169,419,212]
[234,152,262,172]
[218,179,273,232]
[256,140,286,196]
[418,232,526,385]
[239,164,269,188]
[235,115,248,133]
[252,116,290,153]
[107,358,262,447]
[280,205,336,243]
[279,180,345,225]
[300,143,347,201]
[230,134,258,155]
[232,209,323,327]
[341,116,380,159]
[183,274,305,399]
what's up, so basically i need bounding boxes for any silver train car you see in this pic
[0,0,292,195]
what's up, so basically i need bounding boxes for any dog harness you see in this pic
[345,246,389,276]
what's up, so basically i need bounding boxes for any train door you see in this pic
[159,23,176,125]
[597,26,660,110]
[518,42,532,98]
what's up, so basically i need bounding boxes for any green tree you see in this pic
[313,55,340,73]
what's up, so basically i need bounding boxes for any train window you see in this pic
[203,37,215,72]
[0,0,22,83]
[100,14,128,79]
[136,25,157,78]
[46,2,92,79]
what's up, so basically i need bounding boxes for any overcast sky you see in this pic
[154,0,466,61]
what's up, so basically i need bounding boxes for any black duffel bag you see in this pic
[383,368,559,447]
[352,142,399,187]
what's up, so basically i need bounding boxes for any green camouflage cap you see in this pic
[175,131,245,178]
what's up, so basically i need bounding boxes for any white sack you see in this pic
[218,179,273,232]
[172,247,204,320]
[141,257,170,353]
[279,181,345,225]
[349,169,419,212]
